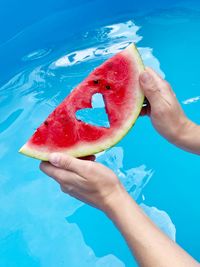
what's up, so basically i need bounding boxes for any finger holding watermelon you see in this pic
[40,152,122,211]
[139,67,200,155]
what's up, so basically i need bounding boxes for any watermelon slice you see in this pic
[19,44,144,160]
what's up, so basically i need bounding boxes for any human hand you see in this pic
[40,153,124,211]
[139,67,193,145]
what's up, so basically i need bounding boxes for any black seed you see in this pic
[44,121,48,126]
[105,85,111,90]
[93,80,99,84]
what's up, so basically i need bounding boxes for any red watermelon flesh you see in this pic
[19,44,144,160]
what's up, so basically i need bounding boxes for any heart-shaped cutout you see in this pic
[76,93,110,128]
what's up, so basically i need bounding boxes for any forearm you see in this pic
[104,187,199,267]
[174,120,200,155]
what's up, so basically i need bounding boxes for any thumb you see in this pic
[139,70,161,106]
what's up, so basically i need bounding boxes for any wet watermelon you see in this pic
[19,44,144,160]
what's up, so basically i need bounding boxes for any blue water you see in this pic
[0,0,200,266]
[76,93,110,128]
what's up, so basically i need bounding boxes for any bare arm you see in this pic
[104,186,199,267]
[40,154,200,266]
[175,121,200,154]
[139,67,200,155]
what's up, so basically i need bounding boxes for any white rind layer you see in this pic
[19,44,144,161]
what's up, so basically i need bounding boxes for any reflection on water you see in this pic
[97,147,154,201]
[183,96,200,105]
[2,10,199,265]
[22,49,52,62]
[53,21,141,68]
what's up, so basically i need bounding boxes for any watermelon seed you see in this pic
[105,85,111,90]
[44,121,48,126]
[93,80,99,84]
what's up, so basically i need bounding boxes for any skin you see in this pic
[140,68,200,155]
[40,68,200,266]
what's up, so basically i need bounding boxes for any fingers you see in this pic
[139,69,162,103]
[48,153,92,176]
[40,161,61,180]
[40,161,79,184]
[145,67,164,83]
[145,67,175,96]
[139,67,175,112]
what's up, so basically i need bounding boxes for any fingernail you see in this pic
[140,71,152,84]
[49,153,60,166]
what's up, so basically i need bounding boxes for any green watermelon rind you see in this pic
[19,43,145,161]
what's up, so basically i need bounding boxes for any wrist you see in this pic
[101,184,129,216]
[173,118,199,152]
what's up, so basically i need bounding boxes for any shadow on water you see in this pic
[67,205,133,266]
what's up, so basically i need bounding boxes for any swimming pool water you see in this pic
[0,0,200,266]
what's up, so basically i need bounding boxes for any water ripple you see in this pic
[0,109,23,134]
